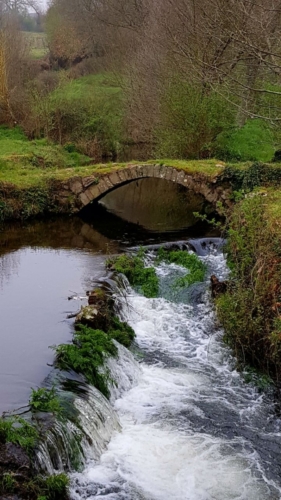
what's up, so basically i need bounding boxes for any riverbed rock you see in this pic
[75,288,113,331]
[0,443,30,474]
[210,275,227,298]
[0,443,31,499]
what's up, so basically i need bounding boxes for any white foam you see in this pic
[70,248,281,500]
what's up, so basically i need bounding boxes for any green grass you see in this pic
[149,159,226,178]
[215,119,275,162]
[31,47,49,59]
[0,126,93,187]
[24,32,49,60]
[52,73,122,101]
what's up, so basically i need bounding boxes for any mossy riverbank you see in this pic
[216,188,281,383]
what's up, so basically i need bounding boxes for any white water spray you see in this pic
[69,243,281,500]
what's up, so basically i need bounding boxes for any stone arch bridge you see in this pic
[58,163,231,212]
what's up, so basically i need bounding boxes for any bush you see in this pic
[156,78,235,159]
[216,195,281,377]
[221,162,281,192]
[31,73,125,160]
[108,316,135,348]
[41,473,69,500]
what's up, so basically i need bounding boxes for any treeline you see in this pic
[1,0,281,161]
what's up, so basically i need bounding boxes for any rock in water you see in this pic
[211,275,227,298]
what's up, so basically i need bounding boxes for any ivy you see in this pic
[221,162,281,192]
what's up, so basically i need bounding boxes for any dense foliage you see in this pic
[108,316,135,348]
[216,195,281,379]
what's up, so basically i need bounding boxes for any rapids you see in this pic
[68,242,281,500]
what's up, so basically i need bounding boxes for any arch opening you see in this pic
[80,177,221,240]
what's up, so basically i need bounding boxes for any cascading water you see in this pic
[39,239,281,499]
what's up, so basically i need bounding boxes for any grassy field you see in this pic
[24,32,49,59]
[1,124,281,201]
[0,125,231,188]
[52,73,122,100]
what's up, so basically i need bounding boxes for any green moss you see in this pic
[108,316,135,348]
[0,416,38,454]
[53,325,118,398]
[157,249,207,287]
[107,252,159,298]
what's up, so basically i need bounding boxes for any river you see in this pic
[1,178,281,499]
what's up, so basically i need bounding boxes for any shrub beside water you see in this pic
[40,473,69,500]
[216,194,281,377]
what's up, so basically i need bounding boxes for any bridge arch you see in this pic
[65,164,230,210]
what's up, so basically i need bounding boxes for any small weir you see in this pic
[31,240,281,499]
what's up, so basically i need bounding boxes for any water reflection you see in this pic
[0,180,222,413]
[97,177,214,232]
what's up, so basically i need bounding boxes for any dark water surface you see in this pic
[0,180,217,413]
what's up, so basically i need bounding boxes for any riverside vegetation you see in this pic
[0,284,135,499]
[3,0,281,493]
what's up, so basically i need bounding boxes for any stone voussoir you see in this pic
[97,178,109,194]
[85,183,101,201]
[79,191,92,206]
[117,169,128,183]
[82,175,99,188]
[171,168,179,182]
[141,164,153,177]
[153,164,162,178]
[108,171,123,186]
[69,177,83,195]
